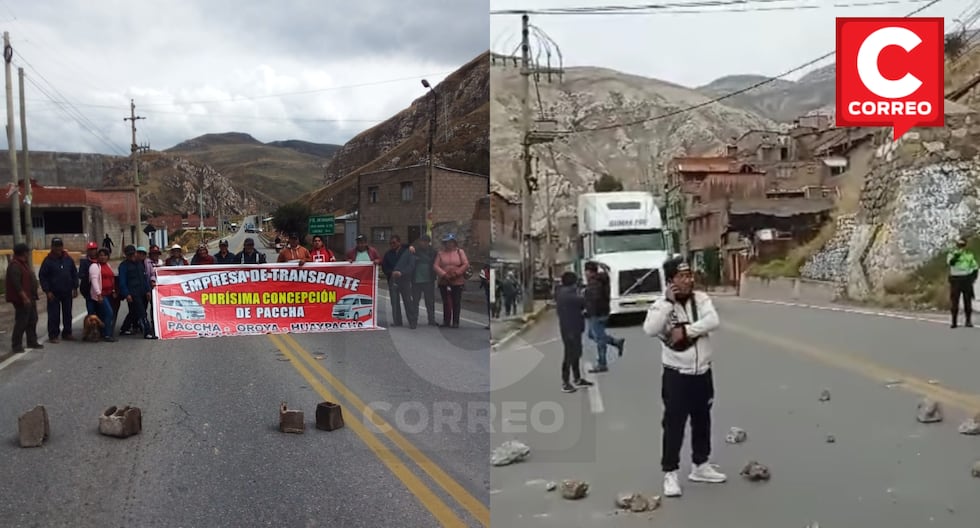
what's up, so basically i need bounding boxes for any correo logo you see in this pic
[835,17,944,140]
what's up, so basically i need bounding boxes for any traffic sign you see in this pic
[308,215,335,236]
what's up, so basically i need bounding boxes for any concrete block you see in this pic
[98,406,142,438]
[18,405,50,448]
[315,401,345,431]
[279,402,304,434]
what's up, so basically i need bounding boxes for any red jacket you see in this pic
[345,246,380,263]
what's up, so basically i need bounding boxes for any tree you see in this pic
[945,31,966,60]
[594,173,624,192]
[272,202,313,243]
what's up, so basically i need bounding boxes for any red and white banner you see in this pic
[152,262,380,340]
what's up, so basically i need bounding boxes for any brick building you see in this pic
[0,180,137,251]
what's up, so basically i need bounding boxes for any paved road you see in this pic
[0,243,490,527]
[490,296,980,527]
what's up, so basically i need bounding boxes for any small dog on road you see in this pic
[83,315,104,342]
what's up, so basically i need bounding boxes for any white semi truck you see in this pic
[575,191,672,316]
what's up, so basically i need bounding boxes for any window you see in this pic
[368,186,379,204]
[372,227,392,243]
[400,182,413,202]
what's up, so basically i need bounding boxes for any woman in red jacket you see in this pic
[433,233,470,328]
[88,248,117,342]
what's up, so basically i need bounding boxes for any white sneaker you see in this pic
[688,462,727,483]
[663,471,682,497]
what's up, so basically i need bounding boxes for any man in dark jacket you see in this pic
[410,234,438,326]
[555,271,594,393]
[213,240,238,264]
[583,261,625,373]
[390,239,419,329]
[78,241,99,316]
[6,243,44,353]
[38,237,79,342]
[382,235,411,327]
[236,237,268,264]
[118,245,157,339]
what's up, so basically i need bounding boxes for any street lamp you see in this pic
[421,79,436,238]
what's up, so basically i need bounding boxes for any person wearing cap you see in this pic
[237,237,268,264]
[408,234,438,326]
[433,233,470,328]
[345,234,381,265]
[309,235,336,263]
[947,236,978,328]
[5,243,44,352]
[117,245,156,339]
[191,244,216,265]
[79,241,101,316]
[277,233,312,263]
[642,257,724,498]
[165,244,188,266]
[120,246,155,335]
[38,237,79,343]
[214,239,238,264]
[583,261,625,373]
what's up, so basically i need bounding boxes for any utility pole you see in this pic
[520,14,535,313]
[543,159,554,283]
[4,32,22,246]
[18,66,31,262]
[421,78,436,238]
[124,99,146,247]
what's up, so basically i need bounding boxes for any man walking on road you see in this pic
[38,237,79,343]
[555,271,594,393]
[948,237,978,328]
[643,257,725,498]
[5,243,44,353]
[583,261,624,373]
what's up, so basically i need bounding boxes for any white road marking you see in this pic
[376,291,487,327]
[731,298,951,325]
[501,337,559,351]
[583,360,605,414]
[0,310,88,372]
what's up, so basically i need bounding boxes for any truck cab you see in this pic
[575,191,670,317]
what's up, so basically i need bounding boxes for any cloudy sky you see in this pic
[0,0,488,155]
[491,0,975,87]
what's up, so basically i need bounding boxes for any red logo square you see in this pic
[835,17,944,140]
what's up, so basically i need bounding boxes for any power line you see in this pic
[561,0,945,135]
[491,0,927,15]
[24,103,390,124]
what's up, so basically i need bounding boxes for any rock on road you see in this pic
[0,239,490,528]
[490,296,980,527]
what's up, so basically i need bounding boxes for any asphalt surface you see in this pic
[0,229,491,528]
[490,296,980,527]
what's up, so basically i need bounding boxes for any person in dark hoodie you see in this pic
[38,237,79,342]
[389,238,419,329]
[117,245,157,339]
[382,235,411,327]
[642,257,724,498]
[583,261,625,373]
[555,271,594,393]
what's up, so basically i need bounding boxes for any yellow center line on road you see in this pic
[724,321,980,413]
[267,334,469,528]
[279,333,491,528]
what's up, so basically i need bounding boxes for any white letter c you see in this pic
[857,26,923,99]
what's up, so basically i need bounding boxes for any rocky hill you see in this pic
[696,65,836,123]
[491,63,778,235]
[307,50,490,208]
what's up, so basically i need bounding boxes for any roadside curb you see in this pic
[491,302,552,350]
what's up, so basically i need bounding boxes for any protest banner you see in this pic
[152,262,379,340]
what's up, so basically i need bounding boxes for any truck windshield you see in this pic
[595,230,666,254]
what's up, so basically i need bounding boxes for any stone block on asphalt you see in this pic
[615,492,661,513]
[826,434,836,443]
[818,388,831,402]
[279,402,304,434]
[559,479,588,500]
[98,406,142,438]
[725,426,747,444]
[491,440,530,466]
[915,398,943,423]
[972,461,980,478]
[740,461,771,481]
[315,401,344,431]
[957,413,980,435]
[18,405,50,448]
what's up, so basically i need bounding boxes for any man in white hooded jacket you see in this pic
[642,257,724,498]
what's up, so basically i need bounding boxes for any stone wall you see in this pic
[800,213,855,283]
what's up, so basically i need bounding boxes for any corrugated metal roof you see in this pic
[728,198,834,217]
